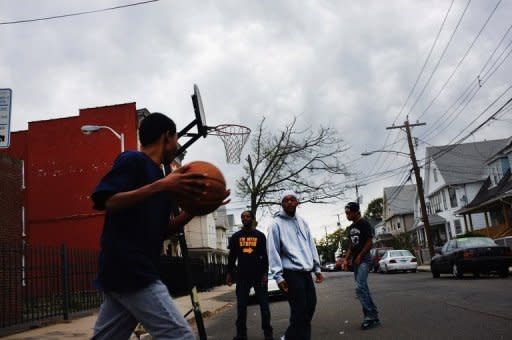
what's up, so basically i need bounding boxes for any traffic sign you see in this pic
[0,89,12,148]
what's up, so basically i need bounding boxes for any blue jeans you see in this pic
[92,280,194,340]
[235,278,273,337]
[283,270,316,340]
[353,261,379,320]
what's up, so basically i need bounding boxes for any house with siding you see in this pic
[415,138,509,247]
[456,138,512,238]
[383,184,416,236]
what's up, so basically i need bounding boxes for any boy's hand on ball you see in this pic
[161,171,207,197]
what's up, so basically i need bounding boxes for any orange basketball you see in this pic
[177,161,227,216]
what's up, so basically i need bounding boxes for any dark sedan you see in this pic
[431,237,512,279]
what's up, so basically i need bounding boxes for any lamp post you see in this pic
[361,149,410,157]
[81,125,125,152]
[362,144,435,259]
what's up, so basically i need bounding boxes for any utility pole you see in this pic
[386,119,435,258]
[348,183,366,204]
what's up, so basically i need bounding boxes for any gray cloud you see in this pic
[1,0,511,237]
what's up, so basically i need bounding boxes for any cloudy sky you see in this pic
[2,0,511,239]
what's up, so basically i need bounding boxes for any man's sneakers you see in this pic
[361,318,381,330]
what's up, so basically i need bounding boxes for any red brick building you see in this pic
[0,154,23,244]
[0,103,149,249]
[0,154,23,326]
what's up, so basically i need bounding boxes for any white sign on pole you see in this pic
[0,89,12,148]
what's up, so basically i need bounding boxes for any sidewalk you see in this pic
[3,285,236,340]
[417,265,430,272]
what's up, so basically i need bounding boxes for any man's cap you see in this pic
[345,202,360,212]
[280,190,298,203]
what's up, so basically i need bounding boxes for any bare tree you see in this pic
[236,117,351,216]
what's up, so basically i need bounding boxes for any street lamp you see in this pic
[361,149,410,157]
[362,144,435,259]
[81,125,125,152]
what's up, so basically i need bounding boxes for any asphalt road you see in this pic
[201,271,512,340]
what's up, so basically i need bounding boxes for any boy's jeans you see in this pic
[92,280,194,340]
[353,261,379,320]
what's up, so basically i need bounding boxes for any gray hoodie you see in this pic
[267,209,321,284]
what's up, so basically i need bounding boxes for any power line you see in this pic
[365,1,455,178]
[420,27,512,141]
[0,0,160,25]
[406,0,472,118]
[416,0,503,121]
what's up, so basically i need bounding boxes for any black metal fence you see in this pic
[0,244,102,334]
[0,243,228,335]
[159,256,229,296]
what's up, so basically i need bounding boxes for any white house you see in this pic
[456,137,512,238]
[416,138,509,246]
[383,184,416,236]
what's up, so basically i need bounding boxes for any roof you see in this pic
[486,137,512,164]
[426,138,509,185]
[411,214,446,230]
[456,169,512,214]
[383,184,416,218]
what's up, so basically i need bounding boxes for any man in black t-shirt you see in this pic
[342,202,380,330]
[227,211,273,340]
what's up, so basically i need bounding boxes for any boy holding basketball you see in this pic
[227,210,273,340]
[91,113,229,339]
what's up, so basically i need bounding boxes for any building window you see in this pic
[397,222,401,229]
[454,219,462,234]
[441,190,447,210]
[433,168,438,182]
[448,187,457,208]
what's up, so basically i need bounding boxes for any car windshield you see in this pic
[389,250,413,257]
[457,237,497,248]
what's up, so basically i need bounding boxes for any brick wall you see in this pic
[0,154,23,326]
[0,154,23,243]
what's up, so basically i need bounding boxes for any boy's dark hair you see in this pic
[139,112,176,147]
[345,202,360,212]
[241,210,255,219]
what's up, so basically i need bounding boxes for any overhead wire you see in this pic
[0,0,160,25]
[420,25,512,141]
[416,0,503,121]
[361,0,455,180]
[406,0,472,118]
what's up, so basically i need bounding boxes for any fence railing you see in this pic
[0,243,228,335]
[0,244,102,333]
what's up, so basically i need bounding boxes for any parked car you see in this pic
[322,262,337,272]
[249,271,285,300]
[430,237,512,279]
[494,236,512,250]
[370,247,393,272]
[378,249,417,273]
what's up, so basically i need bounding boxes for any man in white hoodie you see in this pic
[267,190,324,340]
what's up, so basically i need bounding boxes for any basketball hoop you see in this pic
[209,124,251,164]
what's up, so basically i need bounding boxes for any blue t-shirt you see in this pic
[92,151,172,292]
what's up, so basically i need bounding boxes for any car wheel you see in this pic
[498,268,509,278]
[452,263,463,279]
[432,271,440,278]
[411,269,417,273]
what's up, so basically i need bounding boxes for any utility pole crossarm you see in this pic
[386,122,426,130]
